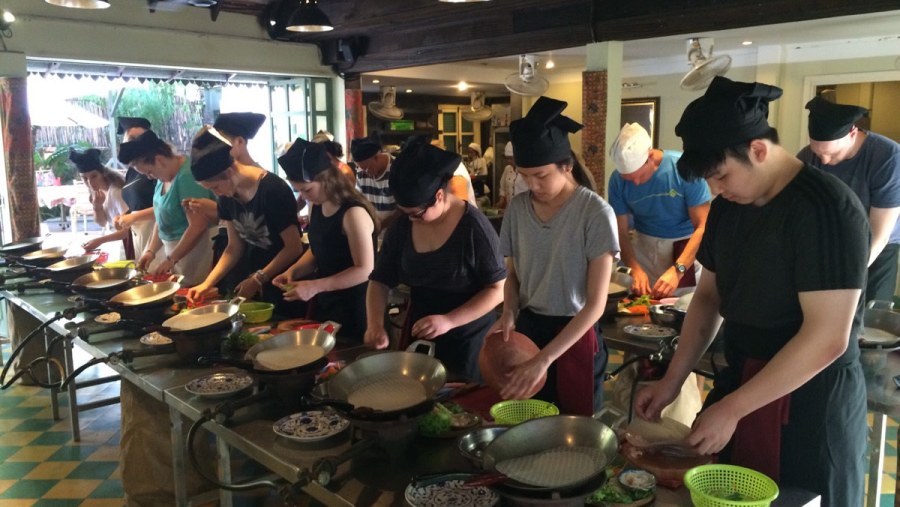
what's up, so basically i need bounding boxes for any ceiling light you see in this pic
[544,59,555,69]
[622,82,641,89]
[457,81,469,91]
[372,79,380,84]
[405,89,412,93]
[286,0,334,33]
[44,0,111,8]
[188,0,217,6]
[741,40,753,46]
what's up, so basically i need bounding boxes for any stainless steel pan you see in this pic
[18,246,68,267]
[160,297,245,334]
[243,321,339,371]
[109,281,180,306]
[69,267,142,296]
[310,340,446,420]
[0,237,43,256]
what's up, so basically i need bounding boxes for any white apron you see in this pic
[161,229,214,287]
[633,231,702,297]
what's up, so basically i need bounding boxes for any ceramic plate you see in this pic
[185,372,253,399]
[273,410,349,442]
[140,331,173,346]
[94,312,121,324]
[404,479,499,507]
[623,324,677,341]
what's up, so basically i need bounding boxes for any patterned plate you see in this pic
[185,372,254,399]
[404,479,499,507]
[623,324,677,341]
[273,410,350,442]
[140,332,173,346]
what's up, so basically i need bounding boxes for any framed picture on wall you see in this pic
[621,97,660,148]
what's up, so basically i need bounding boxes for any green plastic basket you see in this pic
[489,400,559,425]
[684,464,779,507]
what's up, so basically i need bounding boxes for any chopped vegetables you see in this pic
[222,330,259,352]
[417,402,466,436]
[617,295,656,315]
[587,473,655,504]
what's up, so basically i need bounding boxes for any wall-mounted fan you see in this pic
[505,55,549,97]
[368,86,404,121]
[680,38,731,91]
[462,91,493,122]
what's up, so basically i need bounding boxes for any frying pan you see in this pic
[41,255,99,283]
[603,266,633,321]
[860,300,900,349]
[307,340,446,421]
[68,267,142,298]
[159,297,245,334]
[242,321,339,371]
[108,281,181,307]
[0,237,43,256]
[17,246,68,267]
[415,416,616,499]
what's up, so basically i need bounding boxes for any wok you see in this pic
[649,304,685,330]
[243,321,339,372]
[416,416,616,500]
[860,300,900,349]
[16,246,68,268]
[155,298,246,362]
[307,340,446,421]
[0,237,43,256]
[108,281,180,307]
[604,267,633,321]
[42,255,99,283]
[69,267,142,297]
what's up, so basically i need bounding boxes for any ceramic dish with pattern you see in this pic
[623,323,677,342]
[272,410,350,442]
[185,372,254,399]
[94,312,121,324]
[404,479,499,507]
[140,331,173,346]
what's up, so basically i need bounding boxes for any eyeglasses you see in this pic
[403,196,437,219]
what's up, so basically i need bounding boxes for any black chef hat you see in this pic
[278,138,331,182]
[118,130,167,165]
[805,96,868,141]
[350,132,382,162]
[509,96,582,168]
[191,126,234,181]
[389,135,461,208]
[213,112,267,140]
[69,148,103,173]
[676,76,782,152]
[117,117,151,136]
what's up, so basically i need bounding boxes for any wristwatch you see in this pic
[253,270,270,284]
[674,262,687,274]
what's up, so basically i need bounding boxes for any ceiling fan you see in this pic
[461,91,493,122]
[680,37,732,91]
[505,54,549,97]
[368,86,405,121]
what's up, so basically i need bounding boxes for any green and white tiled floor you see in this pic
[0,345,895,506]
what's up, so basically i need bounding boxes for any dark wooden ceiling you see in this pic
[208,0,900,75]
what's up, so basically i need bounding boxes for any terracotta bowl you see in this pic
[478,330,546,398]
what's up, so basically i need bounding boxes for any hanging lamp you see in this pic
[44,0,111,8]
[285,0,333,32]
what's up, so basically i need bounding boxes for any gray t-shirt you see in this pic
[798,132,900,243]
[500,185,619,316]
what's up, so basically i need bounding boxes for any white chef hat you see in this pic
[468,142,482,155]
[504,142,513,157]
[610,123,652,175]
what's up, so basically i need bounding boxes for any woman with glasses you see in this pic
[272,138,377,342]
[491,97,618,416]
[365,137,506,381]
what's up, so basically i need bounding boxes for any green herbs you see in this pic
[222,330,259,352]
[625,294,652,308]
[587,475,655,505]
[417,403,465,436]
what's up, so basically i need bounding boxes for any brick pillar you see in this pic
[0,77,39,240]
[582,71,608,196]
[344,75,364,151]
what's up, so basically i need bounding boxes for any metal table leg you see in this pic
[47,328,61,421]
[170,406,188,507]
[867,412,886,507]
[63,336,81,442]
[217,436,233,507]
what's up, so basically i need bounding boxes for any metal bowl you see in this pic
[457,426,509,466]
[648,304,684,330]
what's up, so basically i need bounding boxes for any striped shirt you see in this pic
[356,156,396,222]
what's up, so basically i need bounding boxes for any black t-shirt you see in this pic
[217,173,299,274]
[371,202,507,295]
[121,167,155,212]
[697,166,869,363]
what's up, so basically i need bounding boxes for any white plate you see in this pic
[273,410,349,442]
[185,372,253,399]
[860,326,899,344]
[623,324,677,341]
[140,331,172,346]
[404,479,499,507]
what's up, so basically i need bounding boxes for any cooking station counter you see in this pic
[0,282,850,506]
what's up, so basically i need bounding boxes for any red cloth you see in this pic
[453,385,503,420]
[729,357,790,482]
[555,326,598,416]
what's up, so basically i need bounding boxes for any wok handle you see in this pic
[462,472,509,488]
[406,339,435,357]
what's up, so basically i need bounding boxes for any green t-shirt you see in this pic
[152,159,215,241]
